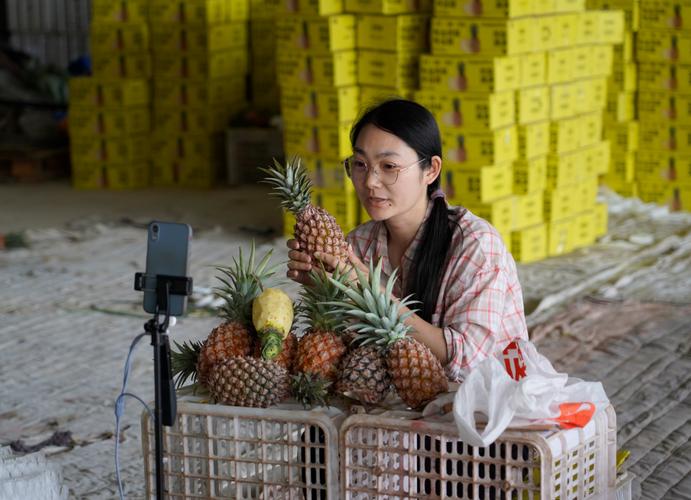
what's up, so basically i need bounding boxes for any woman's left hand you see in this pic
[313,245,368,285]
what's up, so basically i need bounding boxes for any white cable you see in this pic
[114,333,150,500]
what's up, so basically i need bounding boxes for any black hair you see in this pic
[350,99,461,323]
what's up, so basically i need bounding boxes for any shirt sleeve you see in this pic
[442,263,512,381]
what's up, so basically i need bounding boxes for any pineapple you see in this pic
[294,267,349,383]
[261,157,348,267]
[328,259,448,409]
[252,287,294,360]
[207,356,290,408]
[252,330,298,373]
[337,344,391,405]
[291,372,332,409]
[171,243,277,388]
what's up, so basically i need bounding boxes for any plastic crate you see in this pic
[141,399,345,499]
[340,405,617,499]
[615,472,633,500]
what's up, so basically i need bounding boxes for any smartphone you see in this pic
[143,221,192,316]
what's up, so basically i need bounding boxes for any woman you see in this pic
[287,99,528,381]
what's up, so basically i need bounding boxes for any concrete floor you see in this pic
[1,182,690,499]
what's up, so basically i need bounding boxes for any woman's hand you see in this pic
[313,245,369,285]
[286,239,314,286]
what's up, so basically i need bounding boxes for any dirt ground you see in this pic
[1,181,690,499]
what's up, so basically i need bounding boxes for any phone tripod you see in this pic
[134,273,193,499]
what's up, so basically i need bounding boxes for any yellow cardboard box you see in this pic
[637,181,691,212]
[546,150,586,189]
[283,122,351,159]
[520,52,546,88]
[276,50,357,87]
[549,116,582,155]
[151,23,248,52]
[153,78,246,107]
[69,107,150,137]
[603,177,638,198]
[276,15,355,54]
[585,140,611,175]
[311,188,359,233]
[72,162,150,190]
[68,78,149,108]
[464,196,514,242]
[578,176,599,208]
[639,0,691,31]
[443,164,514,204]
[250,0,282,19]
[153,107,234,134]
[90,23,149,53]
[92,53,151,79]
[636,151,691,183]
[513,191,544,229]
[419,54,520,93]
[345,0,431,14]
[153,50,248,79]
[544,183,578,221]
[303,156,354,192]
[549,82,574,120]
[598,10,624,44]
[549,13,581,49]
[637,29,691,64]
[511,223,547,263]
[608,152,636,183]
[604,121,639,152]
[514,156,547,194]
[359,86,415,107]
[638,123,691,153]
[609,62,637,92]
[357,14,429,52]
[518,86,550,124]
[358,50,419,89]
[281,86,360,125]
[431,18,514,56]
[586,0,639,31]
[517,120,550,159]
[593,201,608,237]
[546,217,574,255]
[590,44,614,78]
[441,126,518,168]
[414,90,515,131]
[581,112,603,147]
[638,62,691,93]
[152,132,224,164]
[283,0,345,16]
[71,136,149,164]
[547,49,575,86]
[638,92,691,124]
[572,209,596,248]
[250,19,277,53]
[149,0,249,24]
[604,90,635,123]
[612,31,635,63]
[91,0,148,23]
[151,157,220,188]
[435,0,533,18]
[554,0,585,13]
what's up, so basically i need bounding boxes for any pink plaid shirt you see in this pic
[347,201,529,382]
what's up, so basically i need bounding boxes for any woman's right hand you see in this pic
[286,239,313,286]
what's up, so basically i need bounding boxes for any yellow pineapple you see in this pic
[252,287,294,360]
[328,259,448,409]
[261,157,348,267]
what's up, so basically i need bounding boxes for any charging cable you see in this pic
[114,317,176,499]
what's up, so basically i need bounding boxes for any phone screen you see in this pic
[143,221,192,316]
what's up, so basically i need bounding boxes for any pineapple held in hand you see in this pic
[252,287,294,360]
[328,259,448,409]
[261,157,348,268]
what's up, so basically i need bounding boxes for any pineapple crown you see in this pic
[259,157,313,215]
[291,372,332,409]
[171,339,203,389]
[326,259,417,349]
[299,264,351,331]
[213,241,278,325]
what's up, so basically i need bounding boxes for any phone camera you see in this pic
[151,224,159,240]
[152,224,159,233]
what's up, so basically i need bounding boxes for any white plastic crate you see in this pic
[340,405,617,499]
[615,472,633,500]
[142,399,345,499]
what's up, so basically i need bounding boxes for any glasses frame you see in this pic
[343,156,427,186]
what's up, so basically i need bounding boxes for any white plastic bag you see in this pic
[451,340,609,447]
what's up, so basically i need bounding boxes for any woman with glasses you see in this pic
[286,98,528,381]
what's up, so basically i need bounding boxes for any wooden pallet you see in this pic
[0,146,70,182]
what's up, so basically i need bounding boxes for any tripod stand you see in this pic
[135,273,192,499]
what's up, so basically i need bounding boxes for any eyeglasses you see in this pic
[343,156,426,186]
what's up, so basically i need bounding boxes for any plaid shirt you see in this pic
[347,201,529,382]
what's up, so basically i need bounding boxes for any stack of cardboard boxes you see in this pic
[149,0,250,188]
[635,0,691,211]
[417,0,623,262]
[69,0,151,189]
[277,0,432,237]
[249,0,281,113]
